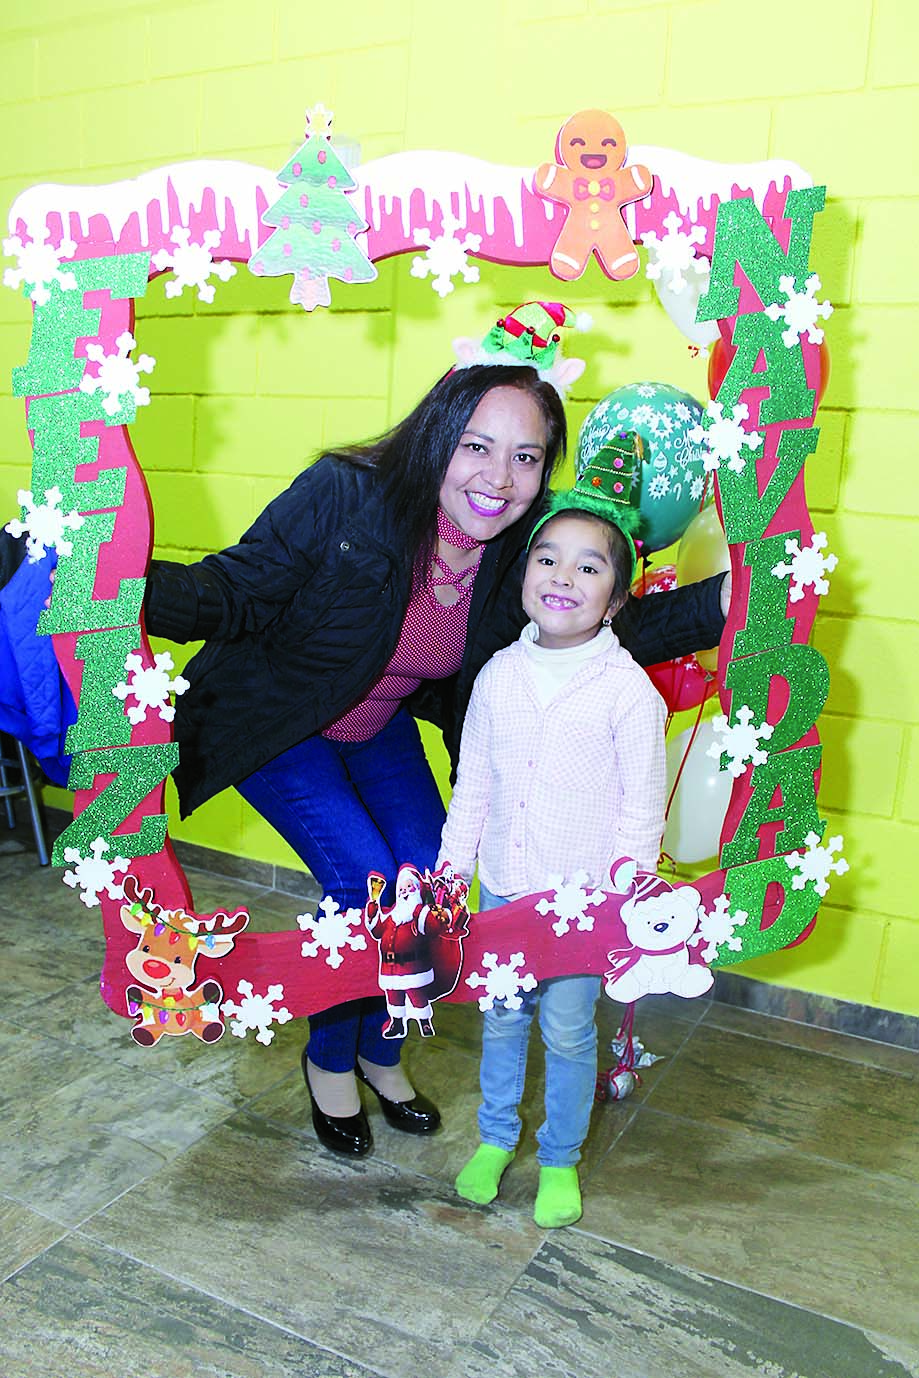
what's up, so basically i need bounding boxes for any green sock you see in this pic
[455,1143,515,1205]
[534,1165,582,1228]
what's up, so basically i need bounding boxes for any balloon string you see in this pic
[616,1002,636,1059]
[664,678,714,824]
[699,472,712,512]
[596,1002,642,1102]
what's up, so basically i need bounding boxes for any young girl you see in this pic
[437,443,667,1227]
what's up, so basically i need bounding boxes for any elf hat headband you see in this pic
[528,429,643,579]
[452,300,591,396]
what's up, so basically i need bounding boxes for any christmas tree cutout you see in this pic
[249,104,376,311]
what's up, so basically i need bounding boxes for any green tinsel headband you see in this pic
[528,430,643,580]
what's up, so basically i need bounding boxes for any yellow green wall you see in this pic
[1,0,915,1015]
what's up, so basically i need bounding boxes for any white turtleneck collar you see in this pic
[520,621,616,705]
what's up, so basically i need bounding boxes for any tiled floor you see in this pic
[2,822,918,1378]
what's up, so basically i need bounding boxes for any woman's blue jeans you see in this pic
[477,884,601,1167]
[237,710,446,1072]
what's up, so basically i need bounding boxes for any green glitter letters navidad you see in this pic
[697,189,829,962]
[12,251,176,867]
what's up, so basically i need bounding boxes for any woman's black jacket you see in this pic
[144,456,725,817]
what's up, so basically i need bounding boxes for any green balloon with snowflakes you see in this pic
[577,381,710,553]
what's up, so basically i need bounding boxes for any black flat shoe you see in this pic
[355,1064,441,1135]
[302,1051,372,1156]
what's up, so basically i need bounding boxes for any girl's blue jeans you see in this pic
[237,710,446,1073]
[477,883,601,1167]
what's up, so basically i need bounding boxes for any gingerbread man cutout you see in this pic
[535,109,652,282]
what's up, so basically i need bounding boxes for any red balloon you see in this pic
[631,563,678,598]
[706,336,730,399]
[631,565,717,714]
[708,334,830,407]
[645,655,717,714]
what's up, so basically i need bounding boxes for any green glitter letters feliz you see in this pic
[10,251,176,868]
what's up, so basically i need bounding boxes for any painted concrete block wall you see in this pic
[1,0,915,1016]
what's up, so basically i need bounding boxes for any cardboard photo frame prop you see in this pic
[3,108,845,1046]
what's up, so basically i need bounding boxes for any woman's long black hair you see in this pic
[331,364,568,577]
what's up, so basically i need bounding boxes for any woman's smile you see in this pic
[465,491,509,517]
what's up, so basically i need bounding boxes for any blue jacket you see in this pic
[0,547,77,785]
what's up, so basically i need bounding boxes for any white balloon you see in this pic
[651,271,720,349]
[663,720,733,864]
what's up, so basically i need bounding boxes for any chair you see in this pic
[0,732,51,866]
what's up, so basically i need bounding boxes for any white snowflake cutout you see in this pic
[62,837,130,908]
[221,980,293,1046]
[642,210,710,294]
[785,832,849,898]
[151,226,236,304]
[112,651,190,725]
[3,227,78,305]
[410,214,482,298]
[764,274,833,348]
[689,401,763,475]
[534,872,606,937]
[5,485,84,563]
[771,532,838,604]
[297,895,367,969]
[466,952,537,1011]
[689,893,749,963]
[708,704,774,778]
[79,330,156,417]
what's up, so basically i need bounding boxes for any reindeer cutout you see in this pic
[120,874,250,1046]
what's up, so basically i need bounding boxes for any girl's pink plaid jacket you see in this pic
[439,633,667,899]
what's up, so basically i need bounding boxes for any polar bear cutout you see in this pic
[605,865,714,1003]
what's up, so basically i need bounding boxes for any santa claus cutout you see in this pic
[363,863,470,1038]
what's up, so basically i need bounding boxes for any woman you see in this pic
[144,361,726,1157]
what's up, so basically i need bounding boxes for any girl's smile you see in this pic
[523,512,625,649]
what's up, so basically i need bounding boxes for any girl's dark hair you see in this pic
[532,509,635,601]
[331,365,567,575]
